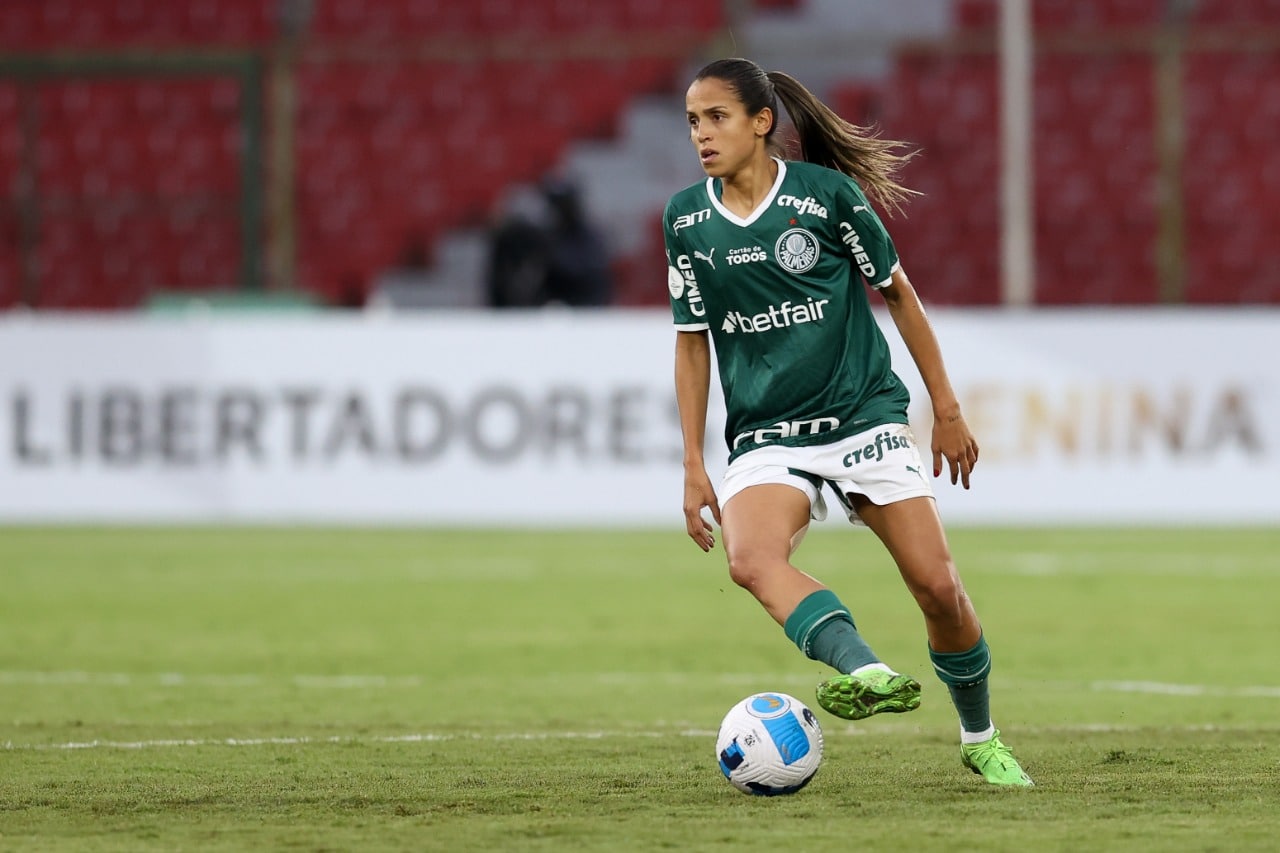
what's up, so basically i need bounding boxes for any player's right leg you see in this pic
[719,481,920,721]
[719,482,823,626]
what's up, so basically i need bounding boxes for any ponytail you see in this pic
[692,59,918,214]
[766,70,920,216]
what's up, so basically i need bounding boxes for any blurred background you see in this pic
[1,0,1278,527]
[2,0,1277,312]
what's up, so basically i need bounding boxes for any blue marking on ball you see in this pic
[762,710,811,765]
[748,693,787,716]
[718,739,746,778]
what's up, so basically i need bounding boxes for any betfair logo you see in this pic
[719,297,829,334]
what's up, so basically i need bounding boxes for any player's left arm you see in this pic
[878,268,979,489]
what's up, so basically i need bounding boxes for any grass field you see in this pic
[1,526,1278,852]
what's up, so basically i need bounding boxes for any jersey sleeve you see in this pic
[662,199,710,331]
[833,180,901,290]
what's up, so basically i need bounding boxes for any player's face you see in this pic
[685,77,770,179]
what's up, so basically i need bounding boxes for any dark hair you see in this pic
[692,58,919,215]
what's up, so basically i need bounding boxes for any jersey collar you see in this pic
[704,157,787,228]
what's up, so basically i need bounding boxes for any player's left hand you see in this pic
[931,408,979,489]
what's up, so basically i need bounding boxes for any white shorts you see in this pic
[720,423,934,525]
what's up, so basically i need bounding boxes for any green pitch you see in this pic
[1,526,1278,851]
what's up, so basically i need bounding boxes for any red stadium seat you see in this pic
[1189,0,1280,26]
[1033,0,1164,30]
[1181,51,1280,303]
[0,0,273,50]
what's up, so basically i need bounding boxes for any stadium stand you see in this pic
[0,0,725,309]
[1182,49,1280,303]
[0,0,276,48]
[839,52,1005,305]
[830,0,1278,305]
[0,81,19,307]
[0,0,1277,309]
[32,77,243,309]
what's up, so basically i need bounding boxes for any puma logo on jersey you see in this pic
[720,297,829,334]
[693,248,716,269]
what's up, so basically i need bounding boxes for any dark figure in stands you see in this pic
[540,178,614,307]
[486,193,551,309]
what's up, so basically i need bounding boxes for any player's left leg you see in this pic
[849,494,1033,786]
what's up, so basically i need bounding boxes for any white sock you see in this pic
[960,723,996,745]
[851,662,898,677]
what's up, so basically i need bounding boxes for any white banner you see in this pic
[0,309,1275,526]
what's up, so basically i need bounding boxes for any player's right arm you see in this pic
[675,329,720,551]
[664,196,720,551]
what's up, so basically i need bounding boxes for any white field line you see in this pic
[3,670,1280,698]
[1095,680,1280,698]
[983,551,1276,577]
[5,722,1280,753]
[0,731,711,752]
[0,671,425,688]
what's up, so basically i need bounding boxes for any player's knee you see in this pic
[910,567,969,622]
[726,548,781,592]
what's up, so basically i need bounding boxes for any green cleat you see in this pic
[961,730,1034,787]
[815,669,922,721]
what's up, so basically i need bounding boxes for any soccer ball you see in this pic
[715,692,824,796]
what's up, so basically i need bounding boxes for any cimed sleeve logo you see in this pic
[670,255,705,316]
[774,228,820,274]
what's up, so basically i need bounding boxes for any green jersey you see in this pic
[664,159,911,462]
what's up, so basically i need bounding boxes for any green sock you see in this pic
[783,590,879,673]
[929,635,993,734]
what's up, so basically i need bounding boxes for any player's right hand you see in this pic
[683,469,721,552]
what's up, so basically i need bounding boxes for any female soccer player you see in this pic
[666,58,1032,786]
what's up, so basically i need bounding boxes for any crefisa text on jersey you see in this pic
[777,194,828,219]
